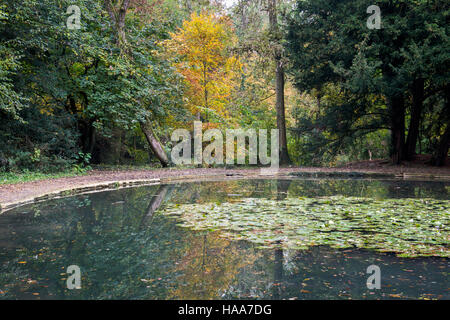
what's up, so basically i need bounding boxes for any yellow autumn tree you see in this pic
[162,12,241,123]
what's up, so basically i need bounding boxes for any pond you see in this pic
[0,178,449,299]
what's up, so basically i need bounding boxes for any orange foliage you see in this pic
[162,12,242,124]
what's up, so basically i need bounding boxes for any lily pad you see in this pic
[158,196,450,258]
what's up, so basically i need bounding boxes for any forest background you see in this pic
[0,0,448,179]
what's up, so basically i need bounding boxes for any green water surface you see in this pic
[0,178,448,299]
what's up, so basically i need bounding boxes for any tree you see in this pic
[103,0,174,166]
[162,12,241,123]
[0,0,186,171]
[268,0,291,165]
[284,0,449,165]
[232,0,292,164]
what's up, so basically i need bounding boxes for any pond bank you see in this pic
[1,165,449,213]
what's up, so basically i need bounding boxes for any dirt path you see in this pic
[1,163,449,211]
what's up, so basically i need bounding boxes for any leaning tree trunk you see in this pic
[405,78,424,161]
[104,0,168,167]
[141,185,171,226]
[141,121,169,167]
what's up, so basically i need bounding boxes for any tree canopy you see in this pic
[0,0,448,172]
[284,0,449,165]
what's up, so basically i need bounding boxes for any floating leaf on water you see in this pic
[157,196,450,258]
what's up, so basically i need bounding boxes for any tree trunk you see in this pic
[185,0,192,13]
[433,124,449,166]
[79,119,96,155]
[104,0,131,53]
[86,124,96,156]
[389,95,406,164]
[276,179,291,200]
[405,78,424,160]
[141,185,171,226]
[141,121,169,167]
[269,0,291,165]
[68,95,96,158]
[276,60,291,165]
[104,1,168,167]
[271,248,283,299]
[432,89,450,166]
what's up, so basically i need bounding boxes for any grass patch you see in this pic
[0,170,90,185]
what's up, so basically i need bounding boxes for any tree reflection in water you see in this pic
[0,179,448,299]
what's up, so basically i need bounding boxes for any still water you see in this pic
[0,178,448,299]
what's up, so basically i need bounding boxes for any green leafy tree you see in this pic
[0,0,186,170]
[284,0,449,165]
